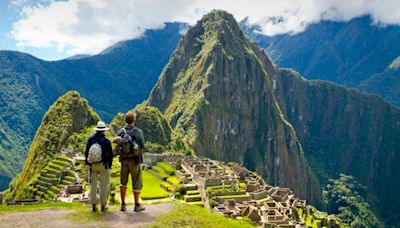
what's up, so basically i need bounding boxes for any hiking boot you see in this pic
[92,204,97,212]
[120,204,127,212]
[101,205,108,212]
[134,204,145,212]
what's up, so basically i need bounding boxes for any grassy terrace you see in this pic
[29,155,76,200]
[110,158,173,203]
[150,165,170,179]
[297,207,343,228]
[142,170,170,200]
[157,162,175,173]
[167,176,180,185]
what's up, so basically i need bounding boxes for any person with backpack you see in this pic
[85,121,113,212]
[117,111,145,212]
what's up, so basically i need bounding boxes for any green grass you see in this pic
[157,162,175,173]
[151,166,170,179]
[187,190,200,195]
[256,196,271,203]
[305,215,321,227]
[150,203,254,228]
[167,176,180,186]
[0,202,83,213]
[217,194,248,199]
[142,170,169,199]
[110,163,169,203]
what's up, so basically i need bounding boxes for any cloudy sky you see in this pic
[1,0,400,60]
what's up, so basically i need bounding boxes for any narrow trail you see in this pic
[0,203,172,228]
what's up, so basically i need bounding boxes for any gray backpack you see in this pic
[87,143,102,163]
[121,127,139,156]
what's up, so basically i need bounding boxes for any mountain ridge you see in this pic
[240,15,400,109]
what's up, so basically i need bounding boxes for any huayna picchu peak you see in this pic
[148,10,320,204]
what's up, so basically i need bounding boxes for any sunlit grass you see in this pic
[150,203,255,228]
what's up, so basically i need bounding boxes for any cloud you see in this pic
[11,0,400,55]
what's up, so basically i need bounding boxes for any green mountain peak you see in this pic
[148,10,320,203]
[4,91,99,199]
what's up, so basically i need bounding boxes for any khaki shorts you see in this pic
[120,160,142,192]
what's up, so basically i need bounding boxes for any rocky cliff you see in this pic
[274,68,400,225]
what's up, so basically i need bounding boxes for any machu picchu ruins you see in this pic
[143,153,341,227]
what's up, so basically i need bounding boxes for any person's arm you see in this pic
[85,138,92,165]
[105,141,113,169]
[138,129,145,152]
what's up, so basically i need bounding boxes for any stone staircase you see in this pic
[27,155,77,200]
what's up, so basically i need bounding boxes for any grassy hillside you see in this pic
[4,91,99,200]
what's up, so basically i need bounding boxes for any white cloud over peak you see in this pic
[11,0,400,56]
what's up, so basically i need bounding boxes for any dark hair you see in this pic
[125,112,136,124]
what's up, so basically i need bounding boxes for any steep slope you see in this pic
[4,91,99,199]
[358,56,400,106]
[274,68,400,225]
[241,16,400,106]
[0,118,25,190]
[148,10,320,203]
[0,23,183,190]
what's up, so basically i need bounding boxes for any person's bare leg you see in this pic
[134,192,140,206]
[134,191,145,212]
[120,186,127,211]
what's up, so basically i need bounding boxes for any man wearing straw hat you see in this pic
[85,121,113,212]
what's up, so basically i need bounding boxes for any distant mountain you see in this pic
[241,16,400,107]
[358,56,400,104]
[149,10,400,225]
[0,22,184,190]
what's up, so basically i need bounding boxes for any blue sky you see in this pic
[0,0,69,60]
[1,0,400,61]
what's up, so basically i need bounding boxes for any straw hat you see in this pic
[93,121,110,131]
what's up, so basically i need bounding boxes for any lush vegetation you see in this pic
[150,203,254,228]
[4,91,99,200]
[323,174,382,227]
[111,104,172,151]
[277,68,400,225]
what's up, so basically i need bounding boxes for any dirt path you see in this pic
[0,203,172,228]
